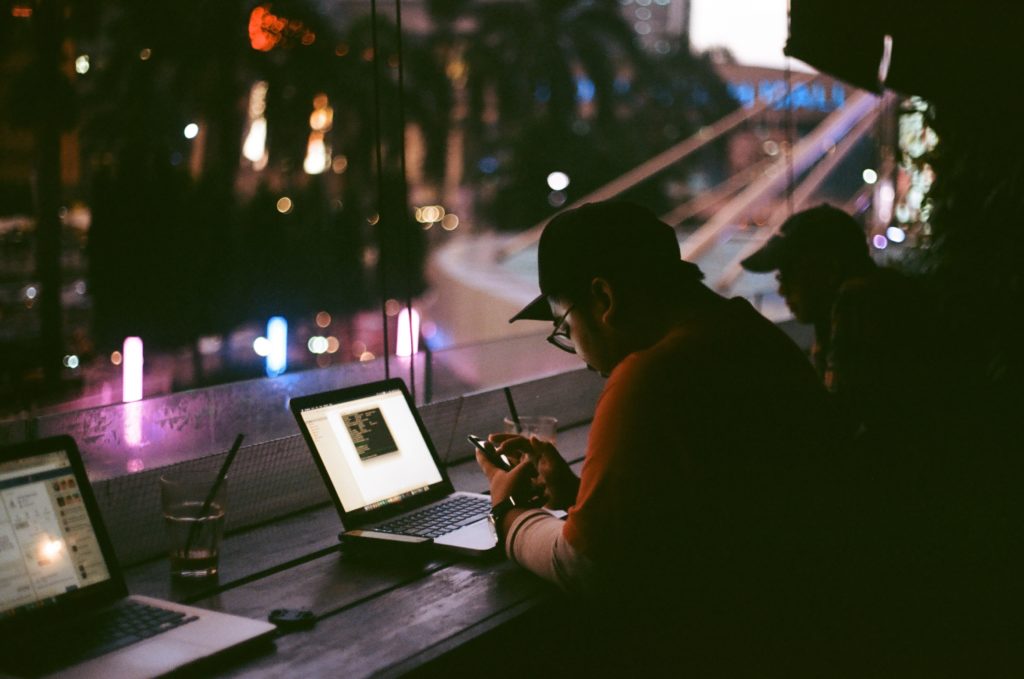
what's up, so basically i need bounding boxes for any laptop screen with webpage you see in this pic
[297,386,444,515]
[0,449,112,620]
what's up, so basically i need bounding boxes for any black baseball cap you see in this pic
[741,204,870,273]
[509,200,703,323]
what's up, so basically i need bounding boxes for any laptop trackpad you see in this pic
[433,519,498,553]
[61,637,203,679]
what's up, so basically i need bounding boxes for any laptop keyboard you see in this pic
[60,600,198,664]
[375,495,491,538]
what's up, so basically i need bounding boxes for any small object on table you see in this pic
[339,530,434,556]
[269,608,317,631]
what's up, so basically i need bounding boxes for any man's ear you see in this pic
[823,257,845,288]
[589,277,616,325]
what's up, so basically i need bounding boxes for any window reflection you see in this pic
[1,1,877,416]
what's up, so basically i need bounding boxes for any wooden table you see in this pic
[122,427,591,678]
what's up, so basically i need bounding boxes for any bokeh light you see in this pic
[548,191,567,207]
[307,336,329,354]
[546,171,570,191]
[417,205,445,224]
[266,317,288,376]
[396,308,421,357]
[886,226,907,243]
[122,337,144,403]
[253,337,270,357]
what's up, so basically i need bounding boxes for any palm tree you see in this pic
[426,0,738,230]
[242,9,443,306]
[78,0,444,365]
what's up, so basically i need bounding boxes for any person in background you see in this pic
[741,204,974,673]
[740,204,942,443]
[477,200,844,672]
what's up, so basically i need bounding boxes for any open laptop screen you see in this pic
[0,449,112,620]
[297,387,443,514]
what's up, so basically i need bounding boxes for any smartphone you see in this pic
[466,434,513,471]
[341,530,432,545]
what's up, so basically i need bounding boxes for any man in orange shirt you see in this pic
[477,200,842,668]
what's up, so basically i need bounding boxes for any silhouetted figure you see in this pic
[742,204,943,448]
[741,206,1000,672]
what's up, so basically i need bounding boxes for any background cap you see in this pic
[510,200,702,323]
[740,204,869,273]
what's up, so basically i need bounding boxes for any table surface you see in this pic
[123,426,590,678]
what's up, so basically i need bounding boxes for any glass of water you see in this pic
[160,470,226,578]
[503,416,558,444]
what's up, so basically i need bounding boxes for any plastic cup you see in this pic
[503,416,558,444]
[160,471,226,578]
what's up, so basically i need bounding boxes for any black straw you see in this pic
[503,387,522,434]
[183,433,244,556]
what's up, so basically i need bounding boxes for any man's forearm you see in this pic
[502,509,596,595]
[496,507,529,538]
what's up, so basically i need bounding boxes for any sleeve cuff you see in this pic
[504,508,556,556]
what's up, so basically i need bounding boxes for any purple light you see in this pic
[396,308,421,357]
[122,337,143,402]
[872,234,888,250]
[124,401,143,447]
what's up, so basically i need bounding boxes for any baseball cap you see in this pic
[740,204,870,273]
[509,200,703,323]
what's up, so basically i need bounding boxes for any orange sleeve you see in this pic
[563,349,681,560]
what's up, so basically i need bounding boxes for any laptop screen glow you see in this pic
[299,388,443,513]
[0,450,112,619]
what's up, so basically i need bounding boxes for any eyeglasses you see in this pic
[546,304,575,354]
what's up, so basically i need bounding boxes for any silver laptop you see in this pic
[0,435,275,678]
[290,378,499,555]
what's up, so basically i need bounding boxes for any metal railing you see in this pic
[495,75,824,262]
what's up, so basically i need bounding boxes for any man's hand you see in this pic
[490,435,580,511]
[474,444,536,507]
